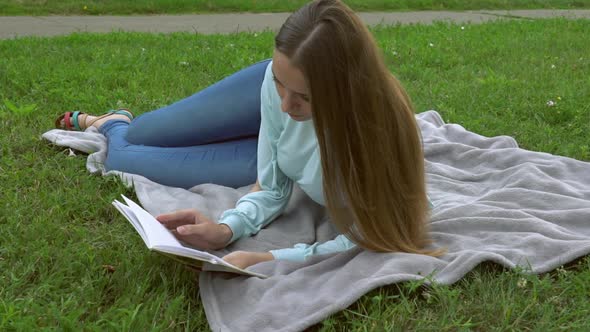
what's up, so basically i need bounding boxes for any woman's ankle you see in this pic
[85,113,132,130]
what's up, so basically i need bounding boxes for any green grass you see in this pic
[1,0,589,15]
[1,18,589,330]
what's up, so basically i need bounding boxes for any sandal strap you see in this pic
[83,109,134,127]
[112,109,134,121]
[71,111,82,130]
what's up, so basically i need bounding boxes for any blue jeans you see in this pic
[99,59,271,189]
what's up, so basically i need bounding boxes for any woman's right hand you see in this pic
[156,209,233,250]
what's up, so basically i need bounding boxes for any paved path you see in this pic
[1,9,589,39]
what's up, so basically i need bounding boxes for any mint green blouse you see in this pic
[218,61,356,262]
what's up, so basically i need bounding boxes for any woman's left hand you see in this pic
[223,251,274,270]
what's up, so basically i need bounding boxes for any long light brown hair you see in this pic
[275,0,442,255]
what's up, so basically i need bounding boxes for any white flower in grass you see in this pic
[517,278,527,288]
[429,43,434,47]
[254,33,258,37]
[141,48,146,52]
[392,50,398,56]
[546,100,556,107]
[179,61,189,66]
[556,266,568,277]
[551,64,556,69]
[461,26,465,30]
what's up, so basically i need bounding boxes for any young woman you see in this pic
[56,0,442,269]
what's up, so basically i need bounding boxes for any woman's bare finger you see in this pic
[156,209,199,228]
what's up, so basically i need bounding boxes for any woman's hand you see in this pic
[156,209,233,250]
[223,251,274,270]
[249,179,262,193]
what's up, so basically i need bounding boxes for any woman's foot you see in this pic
[77,113,131,129]
[55,109,133,131]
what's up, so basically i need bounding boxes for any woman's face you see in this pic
[271,49,313,122]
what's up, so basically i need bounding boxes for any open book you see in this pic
[112,195,267,278]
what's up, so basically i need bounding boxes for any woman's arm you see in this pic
[218,61,293,245]
[270,234,357,262]
[222,234,357,269]
[160,62,290,250]
[249,179,262,193]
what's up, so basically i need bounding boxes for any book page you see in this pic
[112,200,150,247]
[120,195,224,263]
[114,195,268,278]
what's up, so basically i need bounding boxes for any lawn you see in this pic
[1,18,589,330]
[0,0,589,15]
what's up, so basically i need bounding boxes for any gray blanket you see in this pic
[43,110,590,332]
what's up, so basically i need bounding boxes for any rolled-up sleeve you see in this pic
[270,234,357,262]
